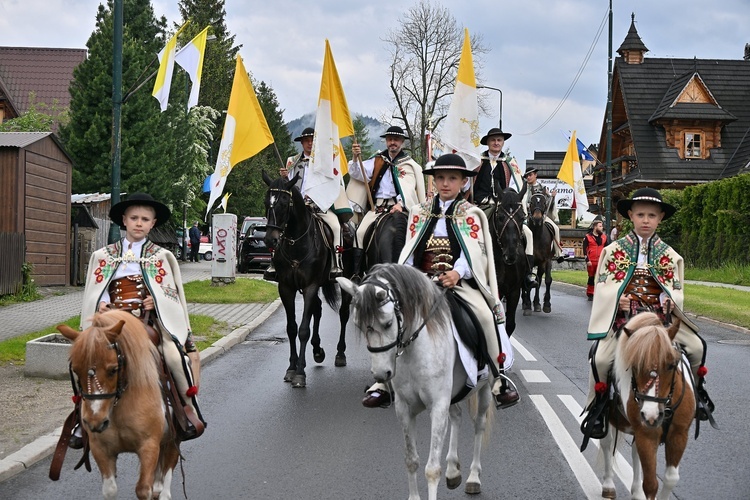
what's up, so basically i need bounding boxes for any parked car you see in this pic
[237,225,272,273]
[198,235,212,261]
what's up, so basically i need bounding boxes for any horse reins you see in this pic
[363,277,443,356]
[266,187,317,267]
[630,345,688,424]
[78,342,126,404]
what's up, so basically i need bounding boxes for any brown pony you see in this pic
[57,310,180,500]
[599,312,695,500]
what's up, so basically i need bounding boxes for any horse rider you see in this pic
[72,193,206,447]
[472,127,538,289]
[522,167,565,263]
[347,125,426,280]
[580,188,715,443]
[362,154,519,410]
[583,215,609,301]
[266,126,351,282]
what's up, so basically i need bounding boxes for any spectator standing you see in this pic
[189,221,201,262]
[583,216,609,300]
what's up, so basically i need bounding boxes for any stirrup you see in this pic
[525,274,538,288]
[496,372,519,393]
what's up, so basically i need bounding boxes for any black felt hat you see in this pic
[480,127,512,145]
[616,188,676,220]
[422,153,477,177]
[380,125,409,139]
[523,167,539,178]
[109,193,171,228]
[294,127,315,142]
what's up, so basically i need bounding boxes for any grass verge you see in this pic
[553,269,750,329]
[0,314,228,366]
[183,277,278,304]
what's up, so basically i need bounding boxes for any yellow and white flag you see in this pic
[557,130,590,219]
[206,55,274,216]
[175,26,209,110]
[220,193,231,213]
[304,40,354,210]
[152,22,189,112]
[441,28,482,170]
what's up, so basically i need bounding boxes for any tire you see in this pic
[174,246,183,260]
[203,251,213,261]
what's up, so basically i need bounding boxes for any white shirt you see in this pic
[348,155,400,201]
[100,237,147,304]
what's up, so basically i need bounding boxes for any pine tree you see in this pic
[60,0,182,210]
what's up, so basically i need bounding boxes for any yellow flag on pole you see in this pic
[175,26,209,110]
[441,28,482,170]
[152,22,189,112]
[206,55,274,216]
[304,40,355,210]
[557,130,590,219]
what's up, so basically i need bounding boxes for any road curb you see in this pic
[0,298,282,483]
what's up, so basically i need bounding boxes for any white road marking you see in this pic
[521,369,550,383]
[511,336,536,361]
[558,394,634,488]
[530,395,602,499]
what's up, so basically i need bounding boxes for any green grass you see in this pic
[552,269,750,329]
[684,261,750,286]
[183,277,278,304]
[0,313,228,366]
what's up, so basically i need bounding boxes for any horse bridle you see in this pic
[528,193,549,222]
[76,341,126,404]
[362,277,442,356]
[266,187,314,246]
[630,345,688,420]
[493,202,524,257]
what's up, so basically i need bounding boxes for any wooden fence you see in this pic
[0,232,25,295]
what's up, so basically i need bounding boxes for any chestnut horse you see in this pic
[599,312,695,500]
[58,311,180,500]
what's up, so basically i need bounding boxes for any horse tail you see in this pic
[322,281,340,310]
[467,391,495,446]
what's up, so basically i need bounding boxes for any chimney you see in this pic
[745,43,750,61]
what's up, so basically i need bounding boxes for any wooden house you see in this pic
[0,132,73,286]
[590,14,750,205]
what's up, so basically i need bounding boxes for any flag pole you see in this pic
[271,143,286,169]
[353,134,375,210]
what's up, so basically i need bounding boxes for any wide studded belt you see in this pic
[108,275,150,316]
[419,237,453,276]
[374,197,397,213]
[624,269,662,307]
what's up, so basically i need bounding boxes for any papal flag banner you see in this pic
[303,39,355,210]
[175,26,209,110]
[206,55,274,216]
[557,130,590,218]
[152,21,189,112]
[441,28,482,170]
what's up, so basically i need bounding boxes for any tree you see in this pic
[219,79,295,218]
[0,93,69,132]
[60,0,181,206]
[343,115,375,161]
[384,0,488,165]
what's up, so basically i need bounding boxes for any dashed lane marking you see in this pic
[521,369,550,383]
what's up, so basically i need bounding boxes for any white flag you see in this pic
[175,26,209,110]
[557,130,590,219]
[152,22,189,112]
[441,28,482,170]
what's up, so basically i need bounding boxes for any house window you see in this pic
[685,132,702,158]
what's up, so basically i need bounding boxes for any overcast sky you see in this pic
[2,0,749,166]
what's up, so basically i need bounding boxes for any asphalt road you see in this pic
[2,283,748,499]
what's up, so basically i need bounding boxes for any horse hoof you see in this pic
[313,348,326,364]
[446,475,461,490]
[292,374,306,388]
[523,310,531,316]
[283,369,296,383]
[334,354,347,367]
[465,481,480,495]
[534,305,541,312]
[543,305,551,313]
[602,486,616,499]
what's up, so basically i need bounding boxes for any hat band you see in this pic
[632,196,662,203]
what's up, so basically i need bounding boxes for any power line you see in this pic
[517,7,609,136]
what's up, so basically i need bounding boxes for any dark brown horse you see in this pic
[490,187,527,335]
[262,172,349,388]
[524,192,554,315]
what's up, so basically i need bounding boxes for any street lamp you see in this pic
[477,85,503,130]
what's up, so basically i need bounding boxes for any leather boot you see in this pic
[525,254,538,289]
[695,377,715,421]
[351,248,365,283]
[263,263,278,282]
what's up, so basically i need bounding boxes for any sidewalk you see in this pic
[0,260,281,481]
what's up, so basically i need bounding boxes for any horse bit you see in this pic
[363,278,441,357]
[630,346,687,421]
[266,187,312,247]
[76,342,126,405]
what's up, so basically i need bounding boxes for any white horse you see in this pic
[339,263,494,500]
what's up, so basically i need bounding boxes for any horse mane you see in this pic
[357,264,451,338]
[79,311,161,391]
[499,187,522,209]
[620,312,679,374]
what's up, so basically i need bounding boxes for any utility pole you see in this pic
[605,0,613,234]
[108,0,123,243]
